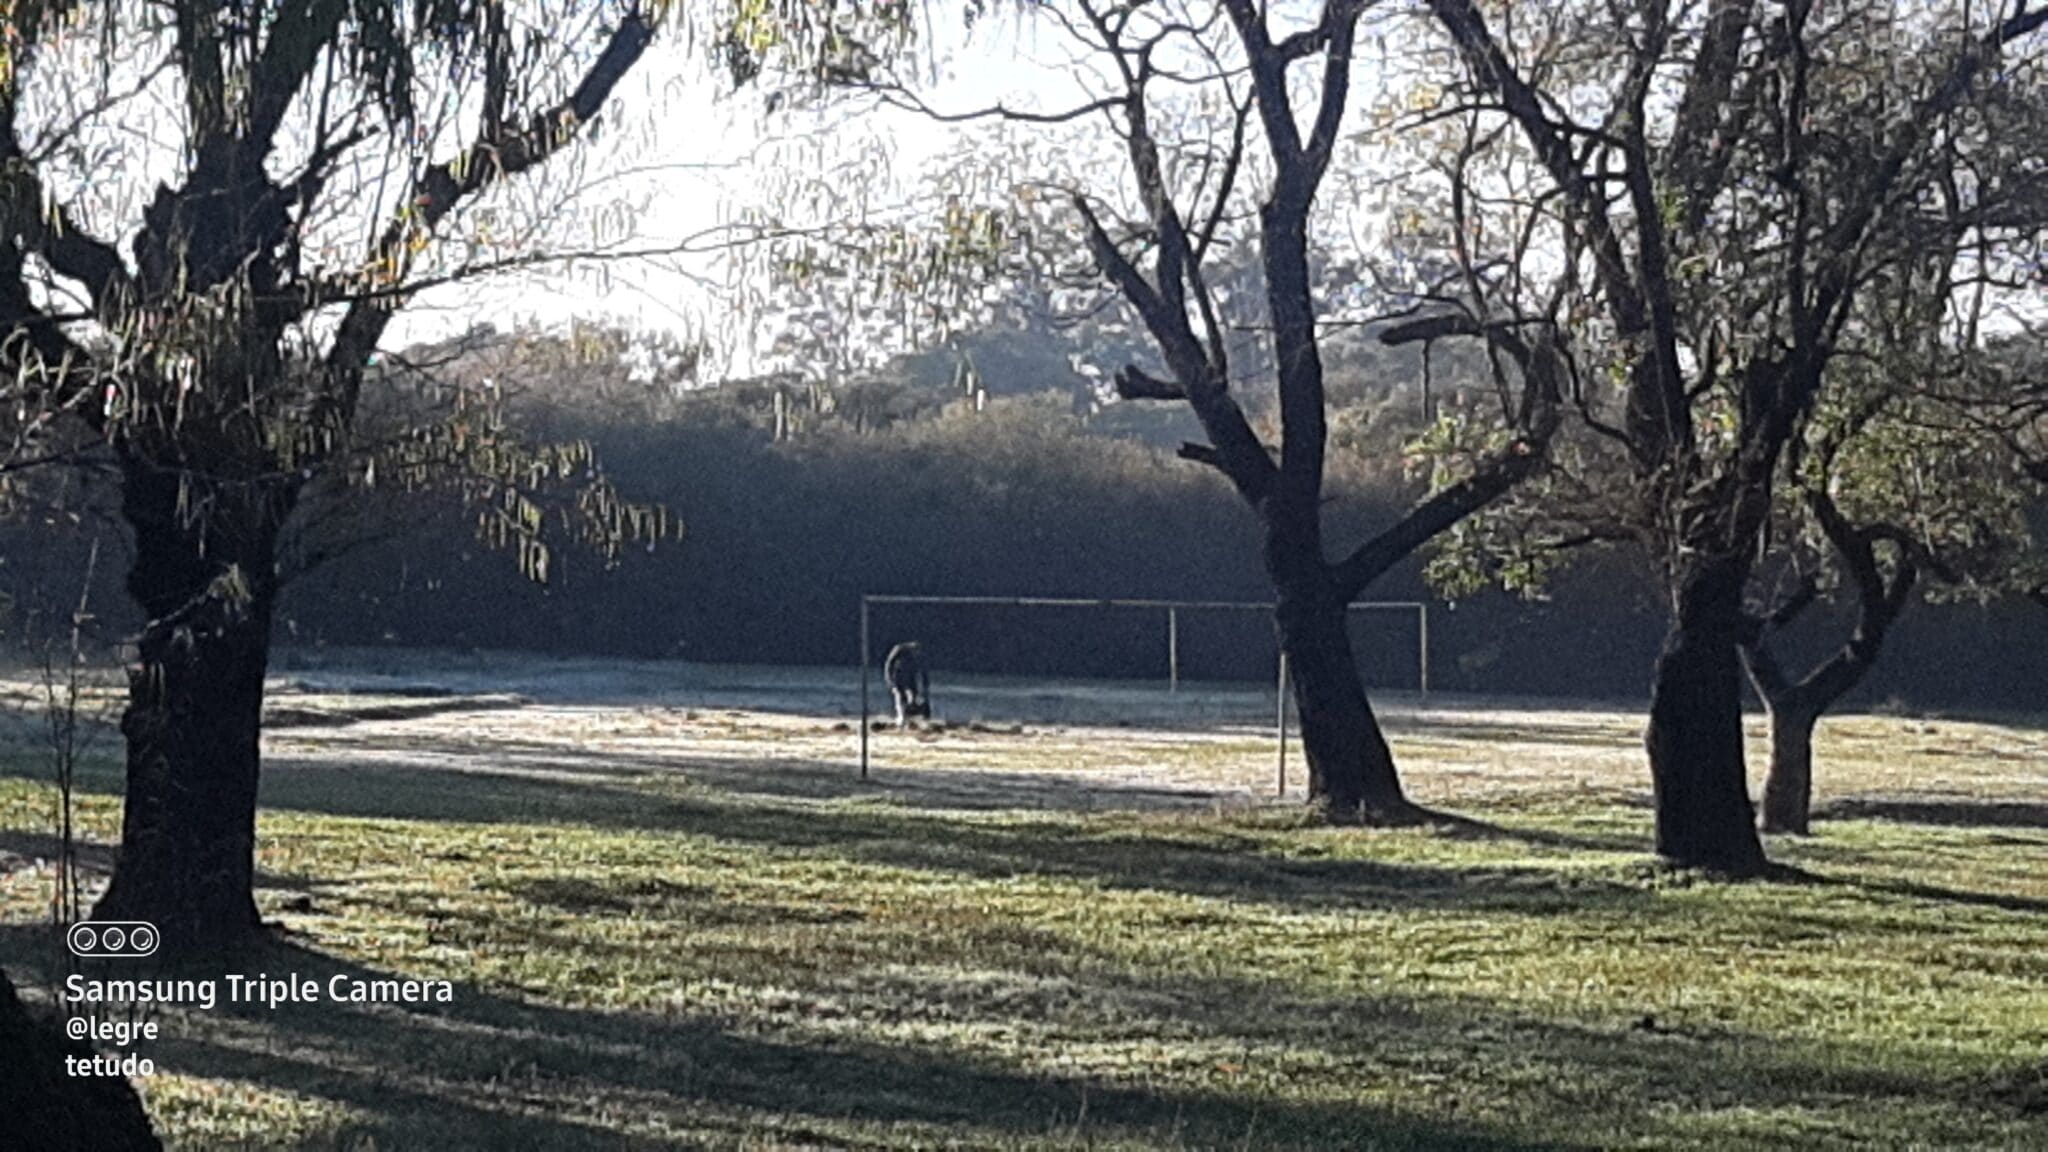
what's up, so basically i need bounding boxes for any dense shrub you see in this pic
[7,325,2044,710]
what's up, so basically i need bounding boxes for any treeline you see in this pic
[8,328,2044,711]
[267,334,2045,711]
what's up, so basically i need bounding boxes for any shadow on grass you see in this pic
[1406,809,1642,855]
[0,926,1570,1151]
[3,921,2021,1151]
[1819,797,2048,832]
[262,725,1260,813]
[5,726,2042,1146]
[11,745,2031,923]
[0,828,358,912]
[1837,875,2048,917]
[246,754,1657,921]
[0,829,117,877]
[255,712,1653,845]
[24,737,1622,918]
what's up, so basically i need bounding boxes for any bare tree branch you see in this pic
[315,9,658,439]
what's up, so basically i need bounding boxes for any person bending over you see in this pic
[884,642,931,726]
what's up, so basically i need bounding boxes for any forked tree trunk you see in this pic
[1747,651,1886,837]
[1644,561,1768,874]
[1274,589,1411,822]
[1758,702,1820,835]
[1741,495,1917,838]
[92,457,289,949]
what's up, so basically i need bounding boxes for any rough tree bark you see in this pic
[1421,0,2046,871]
[91,453,293,945]
[1255,137,1417,820]
[1644,555,1768,873]
[1272,579,1406,817]
[1757,702,1820,835]
[52,10,657,947]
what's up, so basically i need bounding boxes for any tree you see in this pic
[1418,0,2048,871]
[1967,336,2048,610]
[1740,365,2041,833]
[0,0,1001,950]
[892,1,1562,820]
[0,1,673,949]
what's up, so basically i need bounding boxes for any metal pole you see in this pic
[1168,606,1180,693]
[1418,603,1431,699]
[1276,651,1289,797]
[859,597,871,779]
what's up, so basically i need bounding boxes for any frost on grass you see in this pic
[0,651,2044,1149]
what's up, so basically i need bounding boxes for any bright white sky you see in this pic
[20,4,2026,375]
[388,0,1428,388]
[13,2,1411,375]
[390,10,1114,353]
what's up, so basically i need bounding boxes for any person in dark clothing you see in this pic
[884,642,931,726]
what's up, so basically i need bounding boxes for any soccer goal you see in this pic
[855,594,1430,788]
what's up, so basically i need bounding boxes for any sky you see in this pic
[16,3,2030,375]
[9,2,1406,378]
[384,0,1421,389]
[389,9,1112,355]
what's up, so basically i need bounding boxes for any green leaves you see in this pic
[714,0,920,88]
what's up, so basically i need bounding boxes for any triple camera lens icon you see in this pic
[67,921,160,958]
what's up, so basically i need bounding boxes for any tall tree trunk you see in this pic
[1758,700,1819,835]
[92,456,288,949]
[1644,559,1768,874]
[1274,588,1411,822]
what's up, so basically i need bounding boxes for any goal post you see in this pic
[855,594,1430,783]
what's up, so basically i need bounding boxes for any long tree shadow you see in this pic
[260,727,1262,813]
[1818,796,2048,832]
[18,743,2026,926]
[253,747,2048,926]
[0,928,1574,1151]
[1404,809,1642,854]
[1,683,1658,839]
[245,754,1659,922]
[0,829,118,877]
[0,830,355,918]
[1832,875,2048,917]
[257,715,1649,844]
[256,753,2048,928]
[3,925,2024,1150]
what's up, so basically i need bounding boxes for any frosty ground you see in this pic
[1,650,2044,1149]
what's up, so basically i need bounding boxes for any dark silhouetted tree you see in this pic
[0,1,667,948]
[1418,0,2048,870]
[876,0,1564,820]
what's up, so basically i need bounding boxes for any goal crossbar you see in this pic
[856,594,1431,786]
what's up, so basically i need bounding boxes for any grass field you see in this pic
[1,652,2044,1150]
